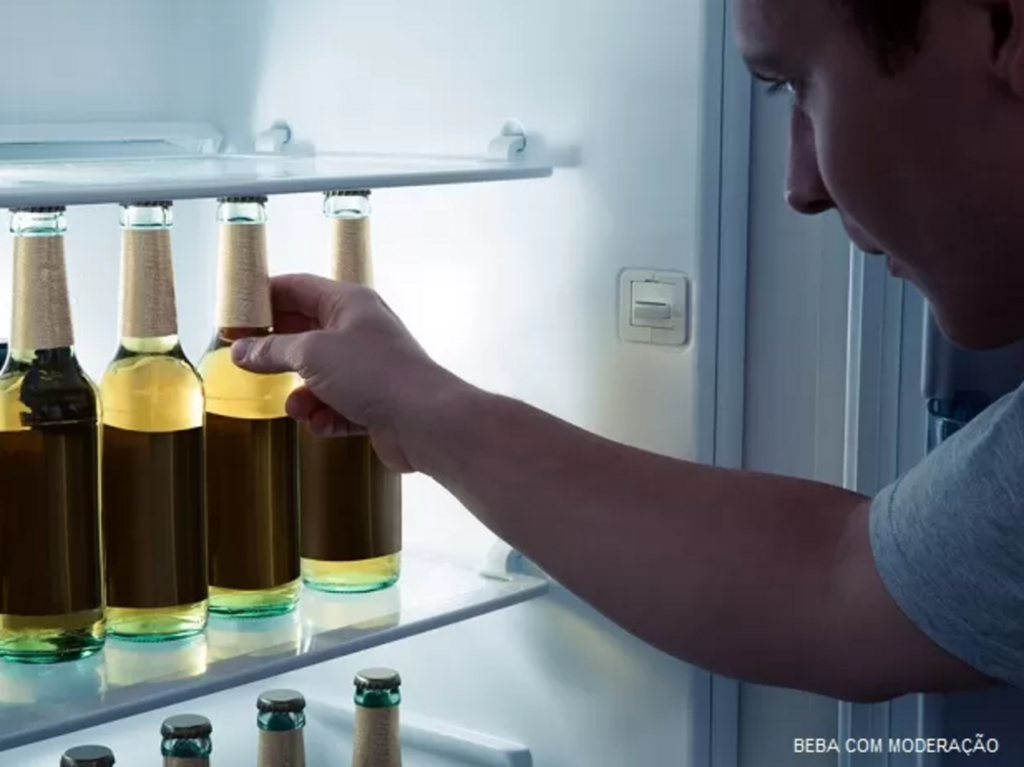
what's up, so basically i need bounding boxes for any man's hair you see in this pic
[834,0,928,74]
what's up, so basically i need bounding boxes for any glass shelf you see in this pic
[0,151,553,208]
[0,555,548,753]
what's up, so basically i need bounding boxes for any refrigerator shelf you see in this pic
[0,554,548,753]
[0,151,553,208]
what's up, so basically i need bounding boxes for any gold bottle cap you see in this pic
[161,714,213,739]
[60,745,115,767]
[354,667,401,691]
[257,688,307,713]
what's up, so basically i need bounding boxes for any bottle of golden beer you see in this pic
[299,190,401,593]
[101,201,207,641]
[256,689,307,767]
[199,196,301,617]
[0,207,104,663]
[351,667,403,767]
[161,714,213,765]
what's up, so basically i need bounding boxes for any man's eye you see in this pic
[763,79,795,97]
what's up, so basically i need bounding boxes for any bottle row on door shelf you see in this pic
[59,667,404,767]
[0,191,402,665]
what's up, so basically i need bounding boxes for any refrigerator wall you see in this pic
[0,0,747,765]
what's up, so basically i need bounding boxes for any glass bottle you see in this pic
[60,746,116,767]
[256,688,307,767]
[161,714,213,765]
[352,667,403,767]
[0,207,104,663]
[100,202,207,641]
[299,191,401,593]
[199,196,301,618]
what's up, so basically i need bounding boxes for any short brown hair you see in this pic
[834,0,928,73]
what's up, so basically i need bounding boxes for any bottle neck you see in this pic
[120,227,179,341]
[258,711,306,731]
[161,736,212,758]
[216,220,273,330]
[328,214,372,286]
[355,689,401,708]
[10,234,75,356]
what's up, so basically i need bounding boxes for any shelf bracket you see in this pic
[487,120,528,162]
[255,121,293,154]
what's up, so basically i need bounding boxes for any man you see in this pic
[230,0,1024,703]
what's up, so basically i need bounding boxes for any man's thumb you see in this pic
[231,335,302,374]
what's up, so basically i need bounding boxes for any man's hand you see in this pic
[230,273,458,473]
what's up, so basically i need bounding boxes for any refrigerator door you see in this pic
[0,0,750,764]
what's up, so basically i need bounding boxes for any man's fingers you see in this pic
[289,386,366,436]
[308,407,366,437]
[270,274,363,323]
[285,385,321,421]
[274,311,321,334]
[231,333,307,373]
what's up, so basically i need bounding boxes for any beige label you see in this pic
[331,217,373,286]
[11,236,74,351]
[164,757,209,767]
[217,223,273,328]
[258,730,306,767]
[121,229,178,338]
[352,707,401,767]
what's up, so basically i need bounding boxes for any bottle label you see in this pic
[352,706,402,767]
[122,229,178,338]
[11,237,74,351]
[258,730,306,767]
[103,426,207,609]
[330,218,372,285]
[217,224,273,328]
[298,430,402,560]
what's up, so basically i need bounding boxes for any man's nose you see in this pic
[785,109,834,215]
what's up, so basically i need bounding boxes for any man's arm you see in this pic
[400,380,993,702]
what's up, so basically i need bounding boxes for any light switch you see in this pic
[619,269,690,346]
[631,280,675,328]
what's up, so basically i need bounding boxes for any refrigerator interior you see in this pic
[0,0,749,765]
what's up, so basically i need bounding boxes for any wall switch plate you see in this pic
[619,269,689,346]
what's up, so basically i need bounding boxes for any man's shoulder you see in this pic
[868,381,1024,690]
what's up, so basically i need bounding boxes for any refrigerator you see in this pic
[1,0,1021,765]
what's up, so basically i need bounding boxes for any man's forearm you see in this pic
[400,377,872,696]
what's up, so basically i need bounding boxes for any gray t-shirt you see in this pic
[870,382,1024,687]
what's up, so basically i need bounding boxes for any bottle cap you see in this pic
[325,189,371,198]
[120,201,172,208]
[9,206,65,213]
[217,195,268,204]
[160,714,213,739]
[60,745,115,767]
[354,667,401,691]
[257,689,307,713]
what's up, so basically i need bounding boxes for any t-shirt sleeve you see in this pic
[869,385,1024,688]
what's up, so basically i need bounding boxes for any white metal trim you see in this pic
[700,0,751,761]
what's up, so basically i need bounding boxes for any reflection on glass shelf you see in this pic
[206,612,302,663]
[0,152,553,208]
[0,555,547,753]
[105,635,209,689]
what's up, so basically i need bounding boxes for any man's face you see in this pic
[735,0,1024,349]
